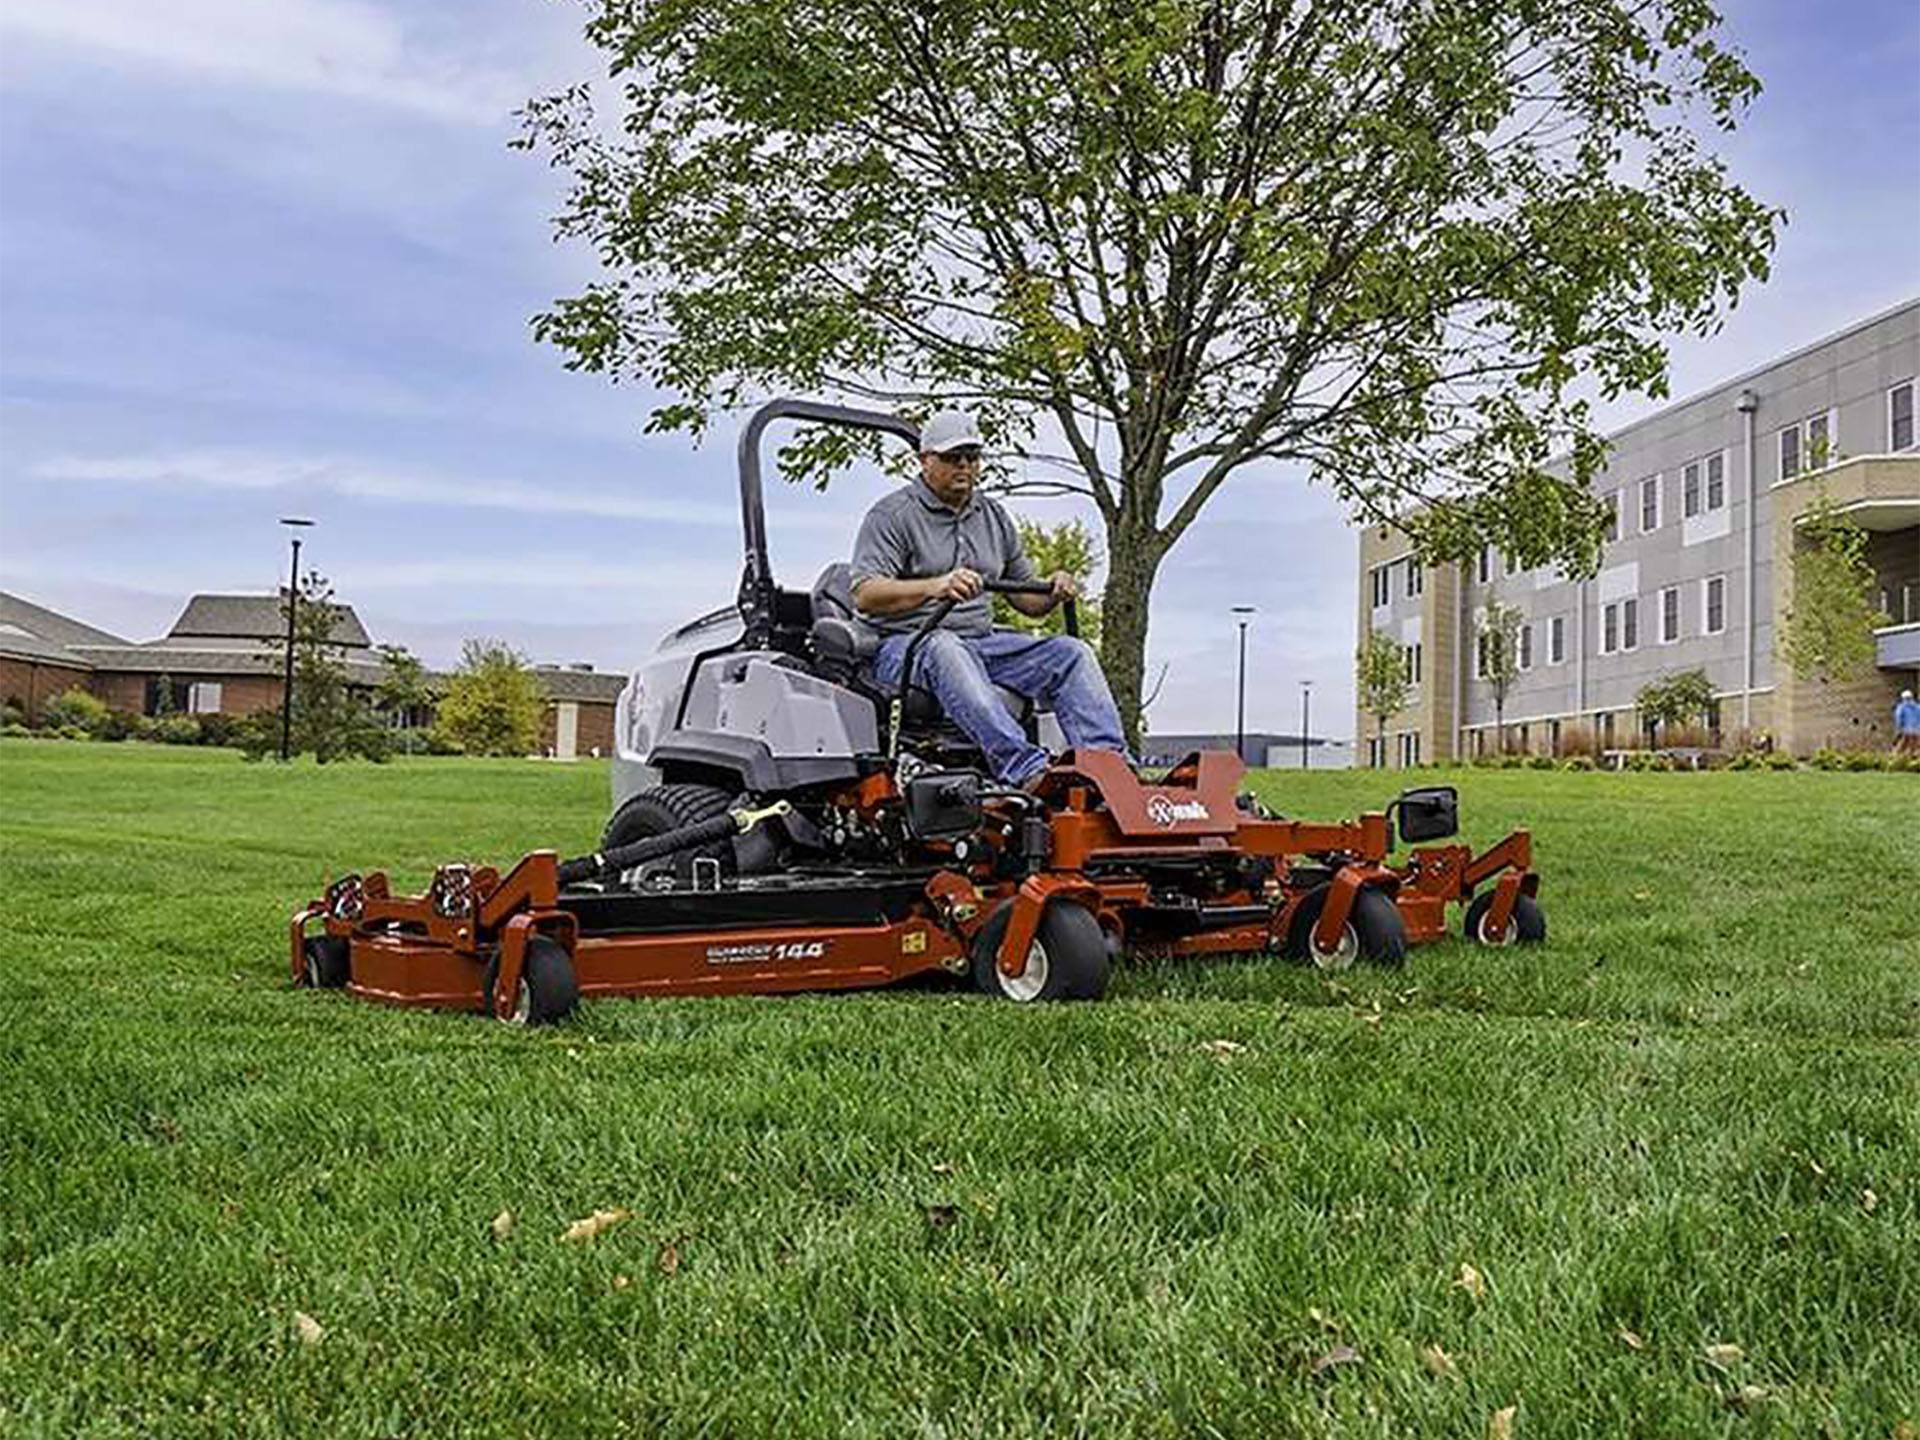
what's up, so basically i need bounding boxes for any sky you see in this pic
[1,0,1916,738]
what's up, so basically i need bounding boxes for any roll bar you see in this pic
[735,398,921,647]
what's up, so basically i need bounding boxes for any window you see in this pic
[1398,731,1421,767]
[1683,461,1701,518]
[1706,451,1725,510]
[1704,574,1726,635]
[1602,603,1619,655]
[1621,597,1638,651]
[1368,735,1384,768]
[1549,615,1566,665]
[1604,493,1620,542]
[1659,585,1681,644]
[1548,718,1562,754]
[1599,711,1616,746]
[1477,546,1492,584]
[1683,452,1727,517]
[1892,380,1915,451]
[1518,623,1534,672]
[1405,559,1423,599]
[1474,631,1489,678]
[1639,475,1661,533]
[1779,413,1836,480]
[188,682,223,714]
[1370,564,1390,608]
[1406,642,1423,687]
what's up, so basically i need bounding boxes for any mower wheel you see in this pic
[970,901,1108,1003]
[1284,884,1408,970]
[482,936,580,1026]
[301,935,351,989]
[1463,891,1546,947]
[602,783,736,882]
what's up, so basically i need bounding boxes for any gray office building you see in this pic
[1356,299,1920,762]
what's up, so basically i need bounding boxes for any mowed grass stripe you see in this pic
[0,740,1914,1436]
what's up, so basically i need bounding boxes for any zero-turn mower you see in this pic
[291,399,1544,1023]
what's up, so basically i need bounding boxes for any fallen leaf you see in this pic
[1307,1306,1339,1332]
[1704,1342,1744,1371]
[1454,1262,1488,1301]
[611,1274,631,1291]
[1199,1038,1246,1057]
[658,1242,681,1276]
[490,1209,515,1241]
[1488,1404,1516,1439]
[1808,1158,1828,1178]
[1421,1343,1458,1378]
[1729,1384,1769,1411]
[292,1311,325,1347]
[1309,1344,1362,1377]
[931,1161,956,1175]
[925,1204,959,1229]
[1893,1421,1916,1440]
[1632,890,1651,900]
[560,1208,632,1243]
[1617,1328,1646,1352]
[1861,1188,1879,1214]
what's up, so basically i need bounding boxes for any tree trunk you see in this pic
[1098,513,1166,752]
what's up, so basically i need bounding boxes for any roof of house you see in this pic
[0,590,129,646]
[168,592,371,648]
[66,643,394,684]
[535,665,628,704]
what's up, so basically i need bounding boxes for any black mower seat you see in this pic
[808,563,1035,730]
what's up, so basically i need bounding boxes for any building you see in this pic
[1356,300,1920,763]
[0,588,624,758]
[1139,731,1352,770]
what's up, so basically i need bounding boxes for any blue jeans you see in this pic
[873,629,1132,784]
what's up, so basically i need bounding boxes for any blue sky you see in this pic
[2,0,1915,736]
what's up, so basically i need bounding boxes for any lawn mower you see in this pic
[291,399,1544,1023]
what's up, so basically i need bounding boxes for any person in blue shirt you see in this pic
[1895,689,1920,755]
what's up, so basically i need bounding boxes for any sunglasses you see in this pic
[935,447,983,465]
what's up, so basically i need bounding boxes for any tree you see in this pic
[375,644,433,730]
[1780,494,1885,689]
[434,640,545,757]
[1477,600,1522,746]
[1635,668,1718,741]
[1355,630,1410,764]
[521,0,1777,744]
[266,572,389,763]
[990,516,1104,652]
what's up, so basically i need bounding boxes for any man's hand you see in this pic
[1046,570,1080,605]
[929,567,984,602]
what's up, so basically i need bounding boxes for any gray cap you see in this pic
[920,408,984,454]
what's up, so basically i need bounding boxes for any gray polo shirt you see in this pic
[849,481,1036,636]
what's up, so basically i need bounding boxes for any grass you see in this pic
[1,739,1915,1437]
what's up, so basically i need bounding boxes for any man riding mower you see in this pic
[291,399,1545,1024]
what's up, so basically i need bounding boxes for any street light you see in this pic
[279,517,315,761]
[1299,680,1313,770]
[1231,606,1256,762]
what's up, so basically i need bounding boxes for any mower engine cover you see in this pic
[1394,786,1460,844]
[903,771,984,841]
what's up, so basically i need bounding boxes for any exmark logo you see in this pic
[1146,794,1211,826]
[705,940,830,965]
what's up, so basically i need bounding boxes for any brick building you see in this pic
[0,589,623,756]
[1356,299,1920,763]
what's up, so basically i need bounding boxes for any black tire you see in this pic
[970,901,1109,1002]
[1284,883,1408,969]
[1463,891,1547,947]
[302,935,350,989]
[482,935,580,1026]
[601,783,735,883]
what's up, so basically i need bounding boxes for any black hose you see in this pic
[558,811,740,886]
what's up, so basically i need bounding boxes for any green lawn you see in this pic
[1,740,1915,1438]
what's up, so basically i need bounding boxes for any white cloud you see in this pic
[0,0,524,125]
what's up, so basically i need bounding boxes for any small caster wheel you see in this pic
[1463,892,1546,946]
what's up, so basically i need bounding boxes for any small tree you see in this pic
[375,644,433,730]
[1355,630,1410,766]
[1636,668,1719,743]
[990,517,1103,652]
[1477,600,1523,747]
[263,572,389,762]
[434,640,545,757]
[1780,494,1886,690]
[43,687,111,737]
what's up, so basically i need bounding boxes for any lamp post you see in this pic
[278,517,315,761]
[1231,606,1255,762]
[1299,680,1313,770]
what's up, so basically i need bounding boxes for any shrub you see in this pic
[195,712,238,747]
[1843,749,1886,772]
[1527,754,1557,770]
[1560,755,1597,771]
[0,699,24,728]
[95,709,143,742]
[43,687,111,736]
[1726,750,1762,771]
[1555,722,1598,759]
[1,721,30,738]
[146,714,202,745]
[53,724,92,741]
[1809,747,1846,771]
[1763,749,1798,771]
